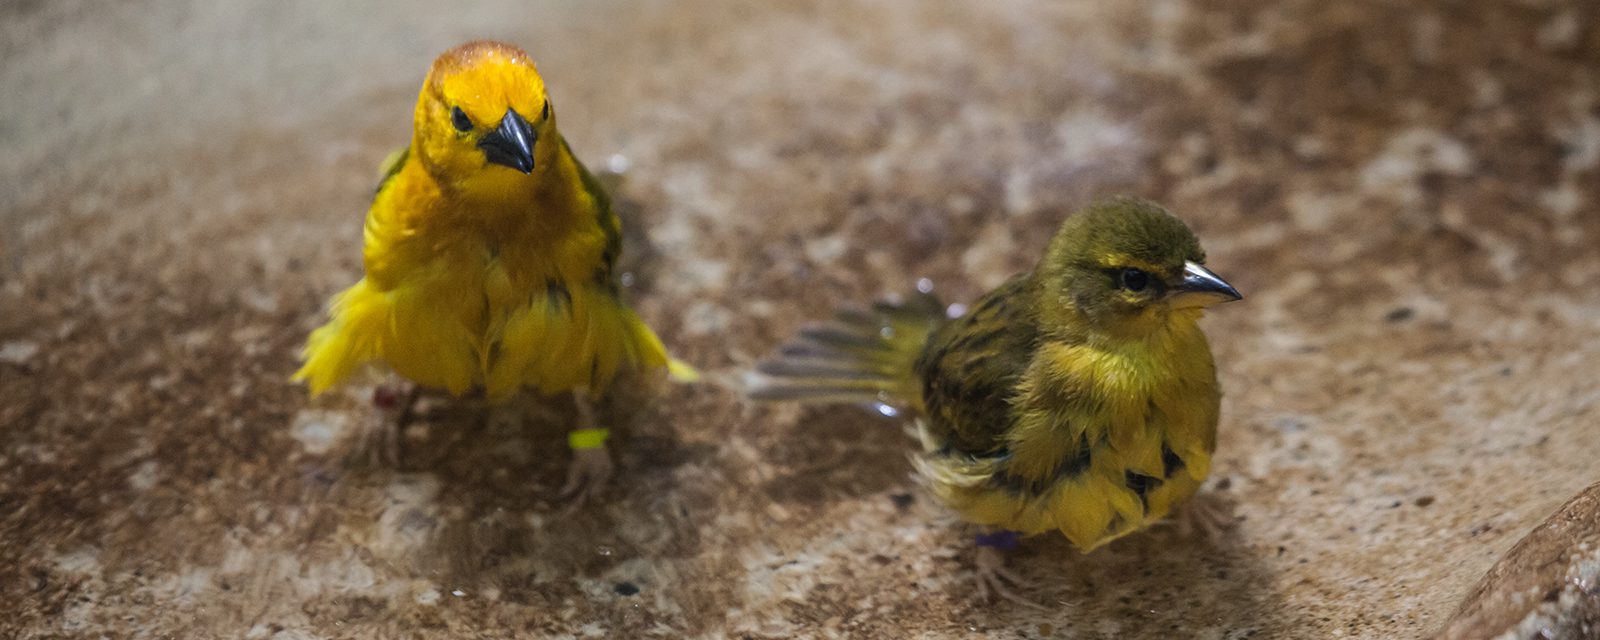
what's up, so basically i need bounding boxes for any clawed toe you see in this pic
[973,544,1049,610]
[558,446,615,511]
[1176,494,1239,541]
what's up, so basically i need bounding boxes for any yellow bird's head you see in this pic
[1035,198,1241,339]
[412,41,556,197]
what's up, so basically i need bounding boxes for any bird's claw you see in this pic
[973,545,1049,610]
[1175,494,1239,541]
[558,446,615,510]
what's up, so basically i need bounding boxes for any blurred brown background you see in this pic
[3,1,1598,637]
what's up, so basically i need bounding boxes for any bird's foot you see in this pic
[558,439,614,511]
[358,410,401,467]
[972,532,1048,610]
[1175,493,1239,541]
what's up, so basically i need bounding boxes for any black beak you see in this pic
[477,108,536,174]
[1169,261,1242,309]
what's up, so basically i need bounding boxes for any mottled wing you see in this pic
[374,146,409,196]
[590,163,662,291]
[913,275,1040,455]
[568,139,624,292]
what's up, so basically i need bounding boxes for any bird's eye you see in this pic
[541,100,551,121]
[1119,268,1150,292]
[451,106,473,132]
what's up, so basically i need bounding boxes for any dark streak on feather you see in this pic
[1056,447,1092,480]
[1162,445,1185,478]
[1105,513,1125,537]
[1124,470,1162,513]
[546,279,573,315]
[991,446,1093,496]
[486,340,504,369]
[593,267,618,296]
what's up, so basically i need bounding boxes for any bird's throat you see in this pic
[455,138,590,239]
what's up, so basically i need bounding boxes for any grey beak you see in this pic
[477,108,536,174]
[1169,260,1242,308]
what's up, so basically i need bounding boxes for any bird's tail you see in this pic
[745,291,949,413]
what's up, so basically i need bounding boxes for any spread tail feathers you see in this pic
[745,291,948,412]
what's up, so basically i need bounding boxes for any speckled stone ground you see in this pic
[3,1,1599,638]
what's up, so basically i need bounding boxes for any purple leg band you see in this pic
[974,530,1022,550]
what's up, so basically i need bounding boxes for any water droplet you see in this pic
[607,154,630,174]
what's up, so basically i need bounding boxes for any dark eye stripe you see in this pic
[541,100,551,121]
[451,106,473,132]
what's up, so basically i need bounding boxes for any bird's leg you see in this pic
[366,383,420,466]
[972,530,1048,610]
[425,391,504,465]
[558,388,614,508]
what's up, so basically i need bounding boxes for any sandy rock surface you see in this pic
[3,1,1598,638]
[1437,481,1600,639]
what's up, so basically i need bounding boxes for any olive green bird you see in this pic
[748,198,1241,599]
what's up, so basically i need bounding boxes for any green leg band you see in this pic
[568,427,610,450]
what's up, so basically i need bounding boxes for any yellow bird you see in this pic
[296,41,693,500]
[748,198,1240,600]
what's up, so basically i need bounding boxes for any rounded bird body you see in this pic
[297,41,684,407]
[750,198,1240,553]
